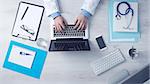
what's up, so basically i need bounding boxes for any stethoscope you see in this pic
[115,1,134,30]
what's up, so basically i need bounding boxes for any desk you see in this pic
[0,0,150,84]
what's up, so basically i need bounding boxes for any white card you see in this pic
[8,45,36,69]
[113,2,138,32]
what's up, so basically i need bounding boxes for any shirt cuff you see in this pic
[81,9,92,18]
[49,12,61,19]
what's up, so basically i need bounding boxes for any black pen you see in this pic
[20,52,32,56]
[21,6,29,20]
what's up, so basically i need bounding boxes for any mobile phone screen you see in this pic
[96,36,106,49]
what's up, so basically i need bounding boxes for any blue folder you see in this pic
[108,0,141,42]
[3,40,47,79]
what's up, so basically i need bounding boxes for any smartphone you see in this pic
[96,36,107,51]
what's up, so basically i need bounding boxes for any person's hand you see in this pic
[54,16,68,32]
[74,14,88,30]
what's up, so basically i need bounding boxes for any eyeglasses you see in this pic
[20,25,35,35]
[12,25,35,41]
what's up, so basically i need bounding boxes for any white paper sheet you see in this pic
[8,45,36,69]
[12,2,44,40]
[113,2,138,32]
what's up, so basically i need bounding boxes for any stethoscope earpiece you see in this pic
[115,14,121,20]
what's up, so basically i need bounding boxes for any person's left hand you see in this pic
[74,14,88,30]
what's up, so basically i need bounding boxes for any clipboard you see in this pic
[108,0,140,42]
[12,1,45,41]
[3,40,47,79]
[113,1,138,32]
[8,45,36,69]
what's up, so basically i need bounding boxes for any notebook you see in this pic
[108,0,140,42]
[113,1,138,32]
[3,40,47,79]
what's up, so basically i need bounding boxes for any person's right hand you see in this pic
[54,16,68,32]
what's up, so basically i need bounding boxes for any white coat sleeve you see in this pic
[43,0,60,16]
[81,0,101,15]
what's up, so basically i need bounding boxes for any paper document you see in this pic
[113,2,138,32]
[8,45,36,69]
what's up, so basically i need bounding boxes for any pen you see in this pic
[21,6,29,20]
[20,52,32,56]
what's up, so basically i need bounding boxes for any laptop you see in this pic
[120,64,150,84]
[49,20,90,51]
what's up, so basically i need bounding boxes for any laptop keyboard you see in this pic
[53,25,85,37]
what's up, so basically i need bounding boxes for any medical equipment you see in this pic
[115,1,134,30]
